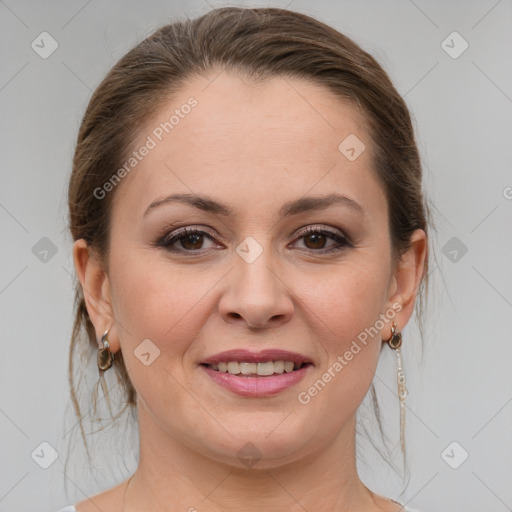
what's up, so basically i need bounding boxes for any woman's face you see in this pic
[83,70,420,468]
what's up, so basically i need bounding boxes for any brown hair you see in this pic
[66,5,433,483]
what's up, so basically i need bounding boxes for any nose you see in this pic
[218,247,294,329]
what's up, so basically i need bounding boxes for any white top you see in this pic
[58,505,422,511]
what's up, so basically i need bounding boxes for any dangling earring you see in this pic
[385,321,408,458]
[97,327,114,371]
[93,327,115,419]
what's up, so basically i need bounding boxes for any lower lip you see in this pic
[200,364,312,397]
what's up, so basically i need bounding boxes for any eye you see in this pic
[156,224,351,254]
[157,226,220,252]
[291,225,352,253]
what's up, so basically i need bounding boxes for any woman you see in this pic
[61,6,429,511]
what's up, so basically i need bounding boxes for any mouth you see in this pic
[199,349,314,396]
[200,360,312,377]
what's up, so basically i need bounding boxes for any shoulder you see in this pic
[70,477,129,512]
[379,494,423,512]
[387,498,423,512]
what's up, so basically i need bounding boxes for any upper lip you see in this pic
[200,349,313,366]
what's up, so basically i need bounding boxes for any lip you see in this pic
[200,349,313,366]
[200,363,313,397]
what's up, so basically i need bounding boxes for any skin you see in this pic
[73,70,427,512]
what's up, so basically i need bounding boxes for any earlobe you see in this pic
[383,229,428,335]
[72,239,119,352]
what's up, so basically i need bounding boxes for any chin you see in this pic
[196,417,317,469]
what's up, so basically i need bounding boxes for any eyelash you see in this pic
[156,225,353,255]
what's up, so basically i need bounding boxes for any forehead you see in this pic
[167,70,369,159]
[111,70,386,224]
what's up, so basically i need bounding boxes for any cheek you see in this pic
[108,252,215,418]
[298,255,390,344]
[294,268,385,438]
[109,250,213,350]
[295,257,388,400]
[110,244,390,374]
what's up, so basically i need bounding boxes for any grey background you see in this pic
[1,0,511,511]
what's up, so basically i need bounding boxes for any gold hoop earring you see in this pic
[385,321,408,458]
[97,327,114,371]
[93,326,116,421]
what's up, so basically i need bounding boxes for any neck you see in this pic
[123,404,377,512]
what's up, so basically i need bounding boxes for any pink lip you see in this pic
[200,348,312,366]
[200,363,312,397]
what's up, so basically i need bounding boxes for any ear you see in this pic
[72,239,120,353]
[381,229,427,341]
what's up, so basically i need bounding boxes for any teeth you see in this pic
[257,361,274,376]
[207,360,304,376]
[273,360,285,373]
[284,361,294,373]
[227,362,240,374]
[239,362,257,374]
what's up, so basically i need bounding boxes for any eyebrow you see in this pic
[143,192,366,218]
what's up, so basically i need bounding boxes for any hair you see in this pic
[66,5,435,491]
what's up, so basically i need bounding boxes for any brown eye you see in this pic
[157,225,351,255]
[180,232,204,250]
[293,226,351,254]
[303,232,328,250]
[158,227,218,252]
